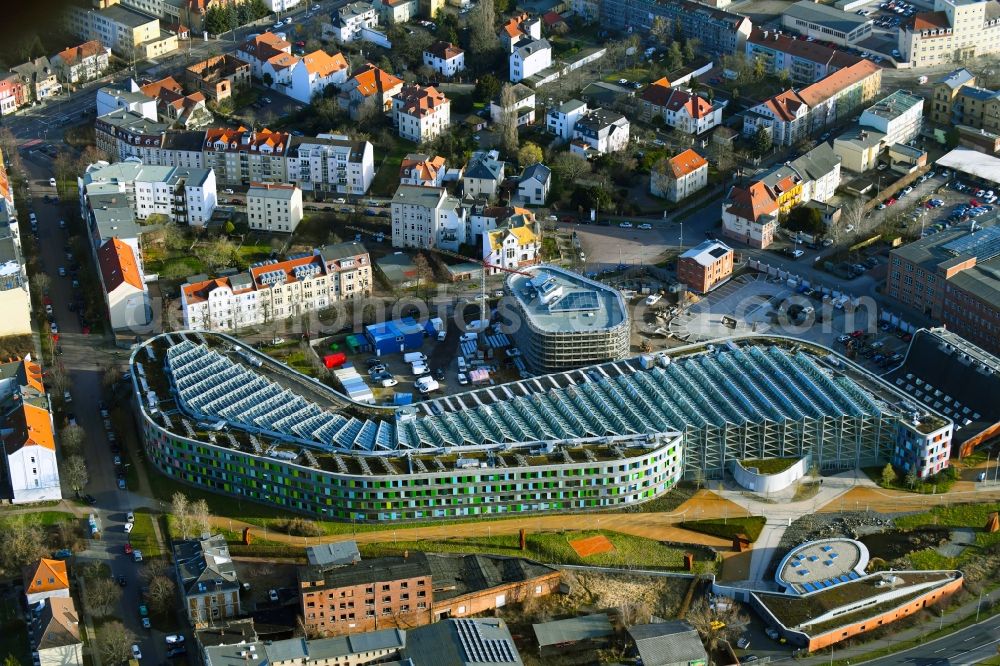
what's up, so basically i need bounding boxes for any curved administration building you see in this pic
[131,331,944,522]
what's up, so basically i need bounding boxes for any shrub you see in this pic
[275,518,323,537]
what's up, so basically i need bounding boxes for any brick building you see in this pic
[677,239,735,293]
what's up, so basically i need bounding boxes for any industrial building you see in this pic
[502,266,630,373]
[132,329,946,522]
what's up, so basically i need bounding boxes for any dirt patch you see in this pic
[859,528,951,560]
[570,535,616,558]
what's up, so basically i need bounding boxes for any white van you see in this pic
[411,363,428,376]
[415,377,439,393]
[403,352,427,364]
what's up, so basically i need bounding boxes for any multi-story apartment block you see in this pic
[640,79,721,135]
[930,68,977,125]
[490,83,536,126]
[859,90,923,147]
[781,1,873,46]
[391,184,465,250]
[745,29,864,85]
[600,0,752,55]
[0,357,60,505]
[788,142,842,203]
[392,84,451,143]
[325,1,379,43]
[546,99,587,140]
[51,40,110,85]
[180,243,372,330]
[159,130,207,168]
[744,60,882,146]
[173,535,242,628]
[891,414,952,478]
[95,108,169,160]
[399,153,447,187]
[832,127,885,172]
[885,216,1000,355]
[899,0,1000,68]
[299,552,433,635]
[66,4,178,58]
[423,41,465,76]
[96,79,158,120]
[203,127,289,186]
[237,32,292,79]
[509,38,551,83]
[677,239,735,294]
[722,181,780,249]
[651,149,709,203]
[374,0,419,24]
[12,57,61,104]
[570,108,630,157]
[184,55,251,104]
[338,63,404,119]
[939,83,1000,135]
[286,134,375,196]
[246,182,303,233]
[463,150,505,200]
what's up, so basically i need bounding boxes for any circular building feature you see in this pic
[775,538,870,594]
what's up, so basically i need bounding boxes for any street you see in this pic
[862,611,1000,666]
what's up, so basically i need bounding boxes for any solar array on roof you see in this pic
[942,225,1000,261]
[547,290,600,312]
[454,619,518,664]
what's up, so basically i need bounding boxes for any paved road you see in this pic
[860,608,1000,666]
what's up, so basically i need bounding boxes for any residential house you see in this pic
[651,149,708,202]
[51,40,110,85]
[423,41,465,77]
[339,64,404,120]
[789,141,842,203]
[261,52,299,92]
[23,559,70,606]
[758,165,804,214]
[0,358,60,505]
[500,13,542,52]
[325,1,379,43]
[930,68,977,125]
[140,76,212,128]
[97,238,151,331]
[746,28,864,84]
[247,182,303,233]
[399,154,447,187]
[463,150,505,200]
[265,0,303,10]
[0,73,28,116]
[173,535,242,627]
[509,39,552,83]
[33,597,82,666]
[722,181,779,248]
[287,50,350,103]
[483,210,541,272]
[286,134,375,196]
[939,84,1000,135]
[517,163,551,205]
[393,84,450,143]
[96,80,159,120]
[12,57,61,104]
[570,108,630,157]
[237,32,292,79]
[640,80,721,135]
[203,126,289,186]
[184,55,251,104]
[490,83,536,125]
[391,184,466,250]
[677,239,735,293]
[547,99,587,139]
[374,0,419,24]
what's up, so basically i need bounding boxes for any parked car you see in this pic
[269,589,279,602]
[618,221,633,228]
[131,645,142,661]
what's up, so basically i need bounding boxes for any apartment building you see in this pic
[97,237,150,331]
[237,32,292,79]
[546,99,587,139]
[744,60,882,146]
[490,83,536,125]
[392,84,451,143]
[184,55,250,103]
[66,4,178,58]
[12,58,61,104]
[677,239,735,293]
[745,29,864,85]
[338,64,404,119]
[51,40,110,85]
[789,142,842,203]
[203,127,289,186]
[287,50,350,103]
[0,208,31,337]
[391,184,465,250]
[246,182,303,233]
[899,0,1000,68]
[518,163,551,205]
[722,182,780,249]
[832,127,885,172]
[859,90,924,147]
[0,74,27,116]
[781,1,873,46]
[570,108,630,157]
[173,535,242,628]
[500,13,542,52]
[181,243,372,330]
[326,1,379,43]
[399,154,447,187]
[599,0,752,55]
[286,134,375,196]
[640,79,721,134]
[885,216,1000,355]
[939,83,1000,135]
[0,358,60,505]
[892,416,952,478]
[930,68,977,125]
[96,79,158,120]
[423,41,465,77]
[509,38,552,83]
[139,75,213,129]
[374,0,419,24]
[95,107,169,159]
[33,597,82,666]
[651,149,709,202]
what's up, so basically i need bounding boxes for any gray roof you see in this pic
[784,0,871,32]
[863,90,924,121]
[392,184,450,207]
[426,554,557,603]
[520,162,551,184]
[628,622,708,666]
[230,273,254,291]
[248,184,298,200]
[555,98,587,114]
[680,239,733,266]
[506,265,628,333]
[514,38,550,58]
[319,242,369,264]
[532,613,613,647]
[288,135,368,162]
[173,534,241,597]
[889,142,924,158]
[162,130,208,152]
[98,107,170,135]
[205,642,268,666]
[265,639,308,663]
[937,68,976,90]
[195,619,258,648]
[305,540,361,566]
[834,126,885,149]
[958,85,1000,102]
[790,142,841,182]
[304,552,430,590]
[99,4,159,28]
[466,152,505,182]
[12,57,54,82]
[500,83,535,105]
[576,108,627,133]
[405,619,522,665]
[88,193,141,242]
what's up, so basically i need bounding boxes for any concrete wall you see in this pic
[0,288,32,335]
[730,456,808,493]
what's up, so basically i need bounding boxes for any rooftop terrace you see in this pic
[505,265,627,333]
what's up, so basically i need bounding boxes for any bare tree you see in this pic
[0,517,47,576]
[32,272,51,295]
[59,425,86,457]
[190,498,212,537]
[48,365,70,394]
[497,84,520,157]
[468,0,497,57]
[146,575,177,616]
[356,95,383,127]
[618,599,653,627]
[86,578,123,618]
[686,598,750,653]
[97,622,136,664]
[61,456,89,494]
[171,492,192,539]
[840,197,866,237]
[550,152,590,187]
[101,362,123,389]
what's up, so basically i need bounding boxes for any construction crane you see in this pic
[425,245,533,329]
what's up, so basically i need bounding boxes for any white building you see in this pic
[517,163,551,205]
[181,243,372,331]
[96,80,158,120]
[500,13,542,52]
[373,0,418,23]
[789,141,842,203]
[392,84,451,143]
[399,154,447,187]
[463,150,505,200]
[509,39,552,83]
[0,357,60,505]
[641,80,723,135]
[899,0,1000,67]
[391,184,466,251]
[51,40,110,85]
[97,237,151,332]
[286,134,375,196]
[859,90,923,148]
[423,41,465,77]
[265,0,302,11]
[325,1,379,43]
[247,182,303,233]
[288,50,350,104]
[483,209,540,272]
[651,149,709,203]
[490,83,536,126]
[570,108,630,157]
[547,99,587,140]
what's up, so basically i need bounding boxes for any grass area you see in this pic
[895,501,1000,547]
[863,466,960,494]
[0,511,76,528]
[129,510,163,559]
[740,458,800,475]
[679,516,766,542]
[371,141,412,197]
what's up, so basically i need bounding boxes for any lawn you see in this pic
[371,142,412,197]
[0,511,75,528]
[863,466,960,495]
[129,510,163,559]
[895,501,1000,546]
[679,516,766,542]
[740,458,801,475]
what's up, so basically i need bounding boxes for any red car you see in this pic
[850,330,865,338]
[886,197,897,206]
[124,543,133,555]
[970,199,981,207]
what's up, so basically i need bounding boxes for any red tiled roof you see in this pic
[249,254,325,288]
[798,60,880,106]
[400,154,446,181]
[204,127,288,153]
[350,63,403,98]
[762,89,809,122]
[55,40,104,66]
[642,80,714,118]
[98,238,144,292]
[23,559,69,594]
[239,32,291,62]
[3,402,55,455]
[425,41,464,61]
[912,11,950,30]
[727,181,778,222]
[747,29,863,69]
[668,149,708,178]
[301,50,348,77]
[140,76,183,99]
[182,278,234,304]
[395,84,449,118]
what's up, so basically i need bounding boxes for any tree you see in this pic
[412,251,431,299]
[751,126,772,156]
[86,578,123,618]
[881,463,898,487]
[4,653,20,666]
[517,142,543,167]
[474,74,501,103]
[97,622,135,665]
[223,220,236,234]
[158,224,186,252]
[686,598,750,653]
[468,0,498,58]
[571,186,612,214]
[551,152,590,185]
[171,492,192,539]
[785,205,824,235]
[32,272,51,296]
[650,17,671,47]
[146,574,177,616]
[101,362,122,389]
[262,72,274,88]
[906,468,919,489]
[682,39,696,64]
[0,517,47,576]
[666,42,684,72]
[356,95,383,126]
[200,237,235,271]
[47,365,69,394]
[497,84,520,156]
[204,5,237,35]
[190,498,211,537]
[839,197,866,238]
[61,456,89,494]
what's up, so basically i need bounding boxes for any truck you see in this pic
[403,352,427,364]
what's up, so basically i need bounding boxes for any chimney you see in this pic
[403,549,409,559]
